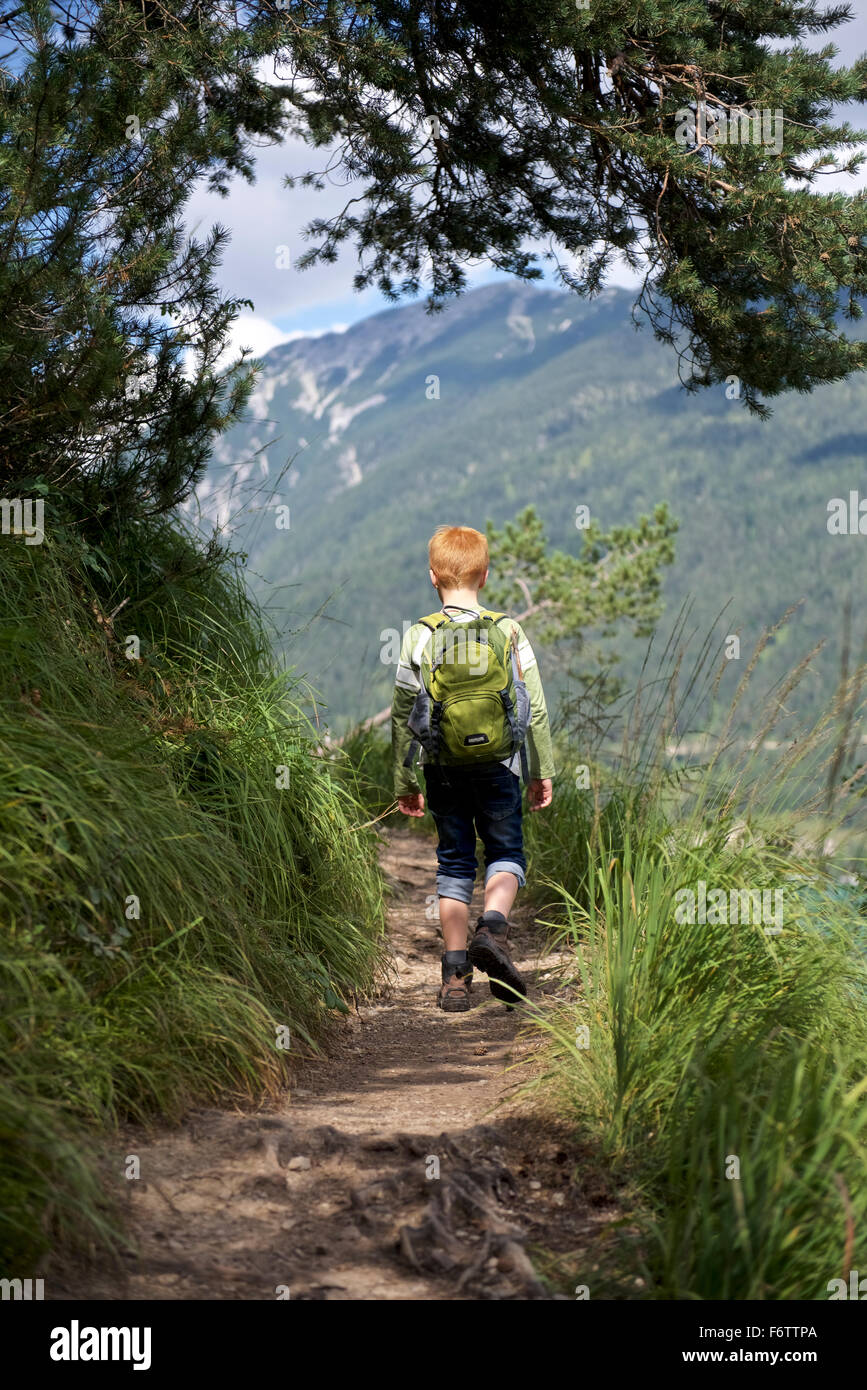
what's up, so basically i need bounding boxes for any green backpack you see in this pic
[403,607,531,778]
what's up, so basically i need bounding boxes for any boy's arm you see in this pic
[509,620,556,780]
[391,623,424,797]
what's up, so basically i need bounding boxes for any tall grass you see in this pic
[327,725,440,846]
[328,725,396,821]
[0,510,386,1268]
[524,612,867,1298]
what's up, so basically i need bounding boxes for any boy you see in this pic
[391,525,555,1012]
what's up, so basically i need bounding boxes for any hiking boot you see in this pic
[437,971,472,1012]
[468,911,527,1005]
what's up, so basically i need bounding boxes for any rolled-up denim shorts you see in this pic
[422,760,526,905]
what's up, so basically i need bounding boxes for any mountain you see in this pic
[190,280,867,735]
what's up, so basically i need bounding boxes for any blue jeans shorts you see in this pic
[422,760,526,905]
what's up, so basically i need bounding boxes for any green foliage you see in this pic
[331,726,399,821]
[0,509,385,1267]
[6,0,866,501]
[484,502,677,702]
[213,282,867,737]
[522,618,867,1298]
[0,0,289,512]
[282,0,867,405]
[538,842,867,1298]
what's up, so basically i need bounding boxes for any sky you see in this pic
[182,5,867,365]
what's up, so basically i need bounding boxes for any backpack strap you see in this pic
[519,741,530,786]
[506,623,532,786]
[419,607,506,628]
[418,611,451,631]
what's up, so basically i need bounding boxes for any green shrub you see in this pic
[526,621,867,1298]
[0,512,386,1267]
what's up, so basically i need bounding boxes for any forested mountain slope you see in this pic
[197,282,867,731]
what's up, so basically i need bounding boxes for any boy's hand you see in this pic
[528,778,553,811]
[398,792,425,817]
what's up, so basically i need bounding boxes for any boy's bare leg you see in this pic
[484,870,519,920]
[438,895,470,951]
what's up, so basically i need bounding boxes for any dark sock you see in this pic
[478,910,507,935]
[442,949,468,981]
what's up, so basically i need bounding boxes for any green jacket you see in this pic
[391,605,556,796]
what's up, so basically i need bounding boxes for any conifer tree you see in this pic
[277,0,867,412]
[3,0,867,532]
[0,0,289,516]
[484,502,678,706]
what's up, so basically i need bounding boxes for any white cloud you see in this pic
[184,130,641,339]
[182,12,867,342]
[215,313,349,374]
[220,312,293,365]
[184,135,380,332]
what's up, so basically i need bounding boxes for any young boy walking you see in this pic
[391,525,555,1012]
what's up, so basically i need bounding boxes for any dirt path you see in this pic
[51,828,615,1301]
